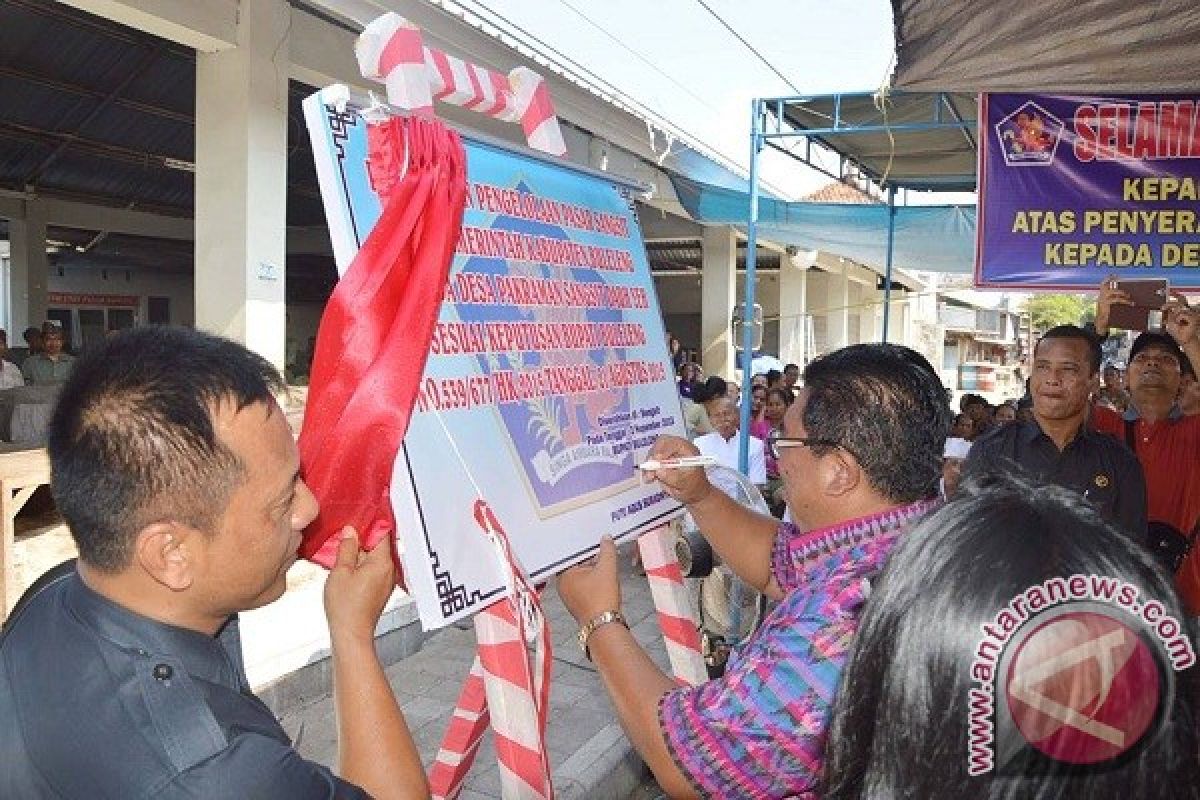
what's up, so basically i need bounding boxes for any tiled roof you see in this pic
[802,181,881,204]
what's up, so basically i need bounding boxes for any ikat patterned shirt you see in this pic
[657,497,939,798]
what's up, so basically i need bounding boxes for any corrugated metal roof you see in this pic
[0,0,333,299]
[0,1,196,213]
[644,237,782,273]
[0,0,326,227]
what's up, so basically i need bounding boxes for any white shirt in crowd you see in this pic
[0,360,24,390]
[692,430,767,485]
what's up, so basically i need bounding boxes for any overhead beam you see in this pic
[0,190,191,239]
[0,196,24,221]
[55,0,239,52]
[289,6,372,93]
[0,121,190,172]
[644,237,703,245]
[0,66,193,126]
[1,190,330,255]
[734,228,788,256]
[40,197,192,240]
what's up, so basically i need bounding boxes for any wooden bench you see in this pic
[0,446,51,619]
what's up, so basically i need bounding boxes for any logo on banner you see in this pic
[456,180,636,516]
[995,101,1064,166]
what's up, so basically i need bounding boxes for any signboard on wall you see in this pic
[304,90,685,629]
[47,292,139,307]
[977,93,1200,289]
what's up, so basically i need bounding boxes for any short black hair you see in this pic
[783,363,799,373]
[1034,324,1102,373]
[802,344,950,503]
[48,326,283,571]
[766,368,782,384]
[959,392,987,411]
[691,375,728,404]
[766,386,794,406]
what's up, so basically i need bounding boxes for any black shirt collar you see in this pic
[63,572,244,688]
[1018,418,1091,449]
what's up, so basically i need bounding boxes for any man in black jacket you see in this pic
[964,325,1146,538]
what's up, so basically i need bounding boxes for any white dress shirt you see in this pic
[692,430,767,485]
[0,360,24,390]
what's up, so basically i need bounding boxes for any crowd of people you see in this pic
[672,356,802,517]
[0,321,79,390]
[0,278,1197,798]
[562,278,1200,797]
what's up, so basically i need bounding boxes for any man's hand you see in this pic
[557,535,621,625]
[644,435,714,506]
[324,527,396,643]
[1165,299,1197,347]
[1094,274,1132,335]
[325,527,429,800]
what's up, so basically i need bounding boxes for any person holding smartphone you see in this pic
[1093,276,1200,613]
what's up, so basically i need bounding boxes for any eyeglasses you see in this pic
[766,429,848,460]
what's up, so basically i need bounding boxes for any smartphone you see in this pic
[1109,278,1169,331]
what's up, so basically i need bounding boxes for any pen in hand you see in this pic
[638,456,719,471]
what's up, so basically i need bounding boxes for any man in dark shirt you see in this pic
[965,325,1146,537]
[0,327,429,799]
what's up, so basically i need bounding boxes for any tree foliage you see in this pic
[1022,294,1095,332]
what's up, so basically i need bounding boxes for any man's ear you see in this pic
[133,522,197,592]
[820,448,862,498]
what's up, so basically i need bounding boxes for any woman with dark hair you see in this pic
[748,384,770,440]
[951,411,977,441]
[760,387,793,515]
[823,471,1200,799]
[668,333,685,371]
[678,375,725,441]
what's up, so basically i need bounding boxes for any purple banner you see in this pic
[978,93,1200,289]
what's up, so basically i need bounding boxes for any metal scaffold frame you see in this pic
[736,90,977,473]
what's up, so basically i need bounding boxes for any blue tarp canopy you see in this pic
[670,174,976,274]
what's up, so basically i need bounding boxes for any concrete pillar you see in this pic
[778,255,808,365]
[8,199,48,335]
[870,287,885,342]
[827,266,850,351]
[701,226,736,379]
[194,0,290,369]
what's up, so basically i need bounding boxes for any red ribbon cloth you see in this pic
[298,115,467,573]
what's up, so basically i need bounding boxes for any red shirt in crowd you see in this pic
[1092,405,1200,612]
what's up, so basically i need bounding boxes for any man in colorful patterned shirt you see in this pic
[558,344,951,798]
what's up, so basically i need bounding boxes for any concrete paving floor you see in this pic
[280,546,674,798]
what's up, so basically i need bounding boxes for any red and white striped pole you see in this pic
[428,659,490,799]
[636,525,708,687]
